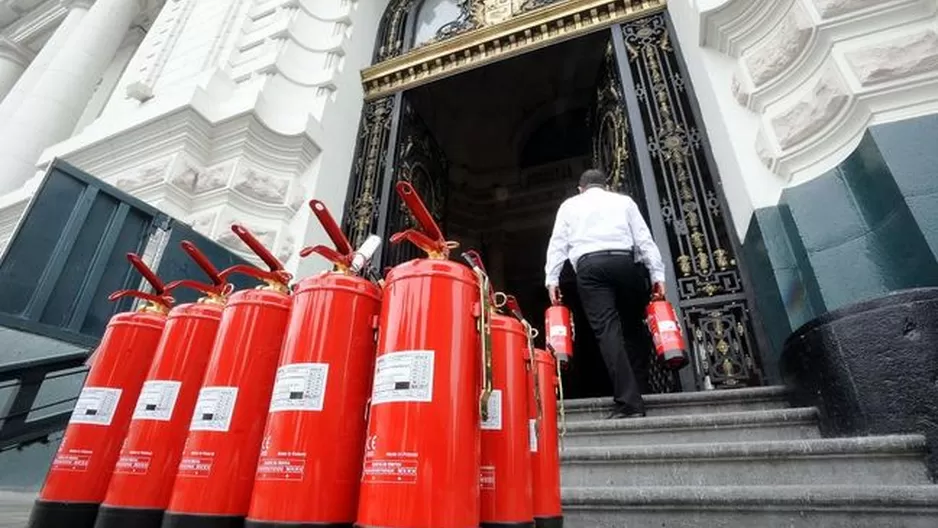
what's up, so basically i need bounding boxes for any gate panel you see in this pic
[614,14,765,389]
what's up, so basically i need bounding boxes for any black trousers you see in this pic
[575,252,651,414]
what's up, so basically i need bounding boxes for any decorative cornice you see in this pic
[360,0,666,101]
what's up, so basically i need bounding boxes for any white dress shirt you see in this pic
[544,187,666,287]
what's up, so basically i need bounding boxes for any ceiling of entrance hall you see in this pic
[0,0,45,30]
[407,30,609,174]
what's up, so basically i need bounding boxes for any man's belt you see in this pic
[576,249,634,268]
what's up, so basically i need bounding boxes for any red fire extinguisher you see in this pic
[94,241,232,528]
[246,200,382,527]
[646,300,689,369]
[544,305,574,366]
[162,225,293,528]
[531,348,563,528]
[357,181,489,528]
[478,292,536,527]
[27,254,173,528]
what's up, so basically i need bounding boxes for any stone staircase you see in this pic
[560,386,938,527]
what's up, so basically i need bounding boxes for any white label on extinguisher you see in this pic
[70,387,122,426]
[371,350,434,405]
[481,389,502,431]
[132,380,182,421]
[189,387,238,432]
[549,325,568,338]
[269,363,329,413]
[658,320,679,333]
[529,419,539,453]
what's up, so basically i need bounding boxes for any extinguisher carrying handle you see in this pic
[299,244,352,269]
[126,253,166,295]
[164,279,234,302]
[230,224,286,273]
[181,241,225,286]
[462,249,499,304]
[222,224,292,291]
[465,259,495,423]
[309,199,354,255]
[392,182,457,258]
[110,253,173,312]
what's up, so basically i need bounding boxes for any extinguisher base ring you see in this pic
[161,512,243,528]
[481,521,536,528]
[247,521,353,528]
[95,505,164,528]
[533,516,564,528]
[27,499,99,528]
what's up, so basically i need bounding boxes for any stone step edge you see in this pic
[560,434,927,462]
[561,485,938,509]
[564,407,818,434]
[564,385,790,410]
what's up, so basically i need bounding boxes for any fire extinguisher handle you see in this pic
[396,181,444,242]
[164,279,230,299]
[505,294,524,320]
[309,200,353,256]
[126,253,165,295]
[230,224,285,273]
[181,241,224,286]
[299,244,352,269]
[108,288,174,308]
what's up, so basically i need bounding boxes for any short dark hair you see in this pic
[579,169,607,189]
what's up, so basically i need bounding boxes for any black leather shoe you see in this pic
[606,409,646,420]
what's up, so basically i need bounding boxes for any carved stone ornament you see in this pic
[171,161,231,194]
[812,0,880,19]
[188,212,218,236]
[771,68,849,149]
[233,168,290,204]
[742,2,813,88]
[115,161,170,192]
[277,233,296,264]
[847,30,938,87]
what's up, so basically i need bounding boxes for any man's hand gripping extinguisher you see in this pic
[356,181,489,528]
[162,225,293,528]
[28,254,174,528]
[95,241,233,528]
[246,200,383,528]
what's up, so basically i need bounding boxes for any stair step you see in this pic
[561,485,938,527]
[0,491,36,528]
[561,435,930,487]
[562,407,820,447]
[564,386,790,421]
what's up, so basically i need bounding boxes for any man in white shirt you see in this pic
[544,169,666,419]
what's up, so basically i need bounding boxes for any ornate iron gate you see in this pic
[612,14,765,389]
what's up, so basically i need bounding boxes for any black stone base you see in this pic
[781,287,938,480]
[246,521,352,528]
[534,516,563,528]
[161,512,243,528]
[481,521,535,528]
[27,500,99,528]
[94,505,164,528]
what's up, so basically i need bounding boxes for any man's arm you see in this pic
[626,198,666,286]
[544,202,569,288]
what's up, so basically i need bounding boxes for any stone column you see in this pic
[0,0,143,194]
[0,39,31,103]
[0,2,91,124]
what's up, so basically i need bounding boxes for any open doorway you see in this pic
[397,31,637,399]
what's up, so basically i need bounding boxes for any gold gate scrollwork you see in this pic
[620,14,763,389]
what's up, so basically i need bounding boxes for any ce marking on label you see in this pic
[366,435,378,452]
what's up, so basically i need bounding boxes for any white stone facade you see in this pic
[0,0,936,269]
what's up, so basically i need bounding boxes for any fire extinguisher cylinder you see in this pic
[162,225,293,528]
[544,305,574,366]
[481,313,535,528]
[356,181,485,528]
[246,200,383,528]
[531,348,563,528]
[94,242,231,528]
[27,254,173,528]
[646,300,689,370]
